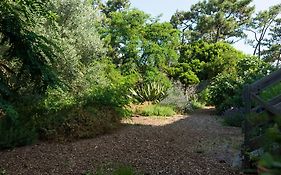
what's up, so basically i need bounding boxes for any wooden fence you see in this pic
[242,68,281,171]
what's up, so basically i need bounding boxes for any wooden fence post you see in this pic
[242,84,252,170]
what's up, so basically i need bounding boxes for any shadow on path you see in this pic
[0,108,243,175]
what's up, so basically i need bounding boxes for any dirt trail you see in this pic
[0,109,243,175]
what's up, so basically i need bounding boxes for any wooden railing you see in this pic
[242,68,281,171]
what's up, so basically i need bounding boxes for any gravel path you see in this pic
[0,109,243,175]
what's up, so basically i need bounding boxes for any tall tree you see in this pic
[261,18,281,66]
[246,4,281,58]
[100,0,130,17]
[167,41,244,87]
[0,0,59,101]
[101,9,180,75]
[170,0,254,44]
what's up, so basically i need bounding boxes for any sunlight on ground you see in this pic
[122,115,188,126]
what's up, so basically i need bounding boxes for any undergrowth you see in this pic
[135,104,176,117]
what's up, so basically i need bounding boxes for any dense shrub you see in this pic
[168,41,244,87]
[37,61,132,140]
[0,102,37,149]
[36,106,121,141]
[208,56,274,114]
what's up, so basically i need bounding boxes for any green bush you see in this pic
[36,106,121,141]
[0,102,37,149]
[37,62,132,140]
[136,104,176,117]
[208,73,244,113]
[208,56,274,114]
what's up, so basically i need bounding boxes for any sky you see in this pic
[129,0,281,54]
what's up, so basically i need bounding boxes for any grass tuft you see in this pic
[136,104,176,117]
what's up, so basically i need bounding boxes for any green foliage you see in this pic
[256,114,281,175]
[38,61,132,140]
[208,56,273,113]
[0,102,37,149]
[223,110,244,127]
[261,82,281,101]
[208,73,243,113]
[0,0,133,148]
[37,106,121,141]
[171,0,254,43]
[136,104,176,117]
[262,18,281,65]
[0,0,60,99]
[247,4,281,58]
[129,82,169,104]
[100,8,179,75]
[168,41,244,87]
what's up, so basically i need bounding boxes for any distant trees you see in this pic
[99,6,180,75]
[246,4,281,58]
[263,18,281,66]
[167,41,244,87]
[170,0,254,44]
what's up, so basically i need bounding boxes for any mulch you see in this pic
[0,109,243,175]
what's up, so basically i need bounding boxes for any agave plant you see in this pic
[128,82,169,103]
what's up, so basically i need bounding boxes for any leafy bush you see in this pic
[36,106,121,141]
[208,73,244,113]
[208,56,274,114]
[168,41,244,87]
[0,102,37,149]
[136,104,176,117]
[37,61,132,140]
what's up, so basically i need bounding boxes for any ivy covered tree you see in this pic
[170,0,254,44]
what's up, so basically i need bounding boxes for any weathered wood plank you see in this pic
[251,93,281,115]
[252,94,281,113]
[251,69,281,93]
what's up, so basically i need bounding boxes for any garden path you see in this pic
[0,108,243,175]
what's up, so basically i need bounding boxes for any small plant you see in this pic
[128,82,169,103]
[136,104,176,117]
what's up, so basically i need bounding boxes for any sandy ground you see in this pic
[0,109,243,175]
